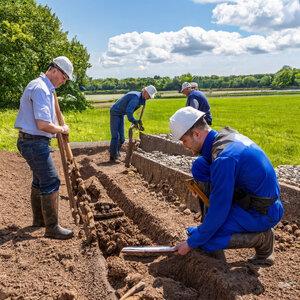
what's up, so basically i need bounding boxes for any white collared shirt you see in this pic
[14,73,57,138]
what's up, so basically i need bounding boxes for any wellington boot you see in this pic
[41,192,73,240]
[31,187,45,227]
[227,229,275,266]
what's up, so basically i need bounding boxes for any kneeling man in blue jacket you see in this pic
[109,85,157,162]
[169,107,283,265]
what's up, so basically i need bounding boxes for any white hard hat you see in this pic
[144,85,157,98]
[181,82,192,92]
[190,82,198,88]
[52,56,73,80]
[169,107,205,141]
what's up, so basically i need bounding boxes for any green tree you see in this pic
[294,73,300,86]
[242,76,258,88]
[0,0,91,110]
[271,68,293,88]
[260,75,272,87]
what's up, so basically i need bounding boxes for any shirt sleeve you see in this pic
[32,86,52,122]
[187,156,237,247]
[126,95,139,123]
[189,98,199,110]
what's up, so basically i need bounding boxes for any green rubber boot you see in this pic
[227,229,275,266]
[41,192,73,240]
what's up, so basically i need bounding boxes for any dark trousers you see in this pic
[109,113,125,158]
[17,135,60,195]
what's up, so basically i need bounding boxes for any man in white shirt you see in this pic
[15,56,74,240]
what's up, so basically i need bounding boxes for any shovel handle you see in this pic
[53,92,73,160]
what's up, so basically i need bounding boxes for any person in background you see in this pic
[190,82,198,90]
[109,85,157,162]
[181,82,212,125]
[14,56,74,240]
[169,106,283,265]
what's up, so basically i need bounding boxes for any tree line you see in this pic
[82,65,300,93]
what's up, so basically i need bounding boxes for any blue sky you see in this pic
[36,0,300,79]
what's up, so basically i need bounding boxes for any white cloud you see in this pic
[212,0,300,32]
[99,26,300,68]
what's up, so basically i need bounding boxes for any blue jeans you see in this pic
[110,113,125,158]
[17,136,60,195]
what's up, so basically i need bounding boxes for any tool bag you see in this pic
[233,189,277,215]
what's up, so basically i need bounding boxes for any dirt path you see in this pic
[0,148,299,299]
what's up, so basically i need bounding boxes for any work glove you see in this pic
[133,120,144,131]
[61,124,69,135]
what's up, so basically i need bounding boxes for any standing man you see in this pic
[169,107,283,265]
[15,56,74,240]
[181,82,212,125]
[109,85,157,162]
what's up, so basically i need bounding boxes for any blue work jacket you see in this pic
[110,91,145,123]
[187,129,283,250]
[186,90,212,124]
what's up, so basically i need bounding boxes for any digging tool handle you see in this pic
[186,179,210,207]
[121,246,175,255]
[53,92,73,160]
[56,132,75,210]
[139,105,145,122]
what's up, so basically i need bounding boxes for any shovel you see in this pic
[125,105,145,167]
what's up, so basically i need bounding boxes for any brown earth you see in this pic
[0,147,299,300]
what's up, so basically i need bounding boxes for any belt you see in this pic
[233,189,277,215]
[19,132,50,140]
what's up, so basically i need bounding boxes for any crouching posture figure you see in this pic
[169,107,283,265]
[14,56,74,239]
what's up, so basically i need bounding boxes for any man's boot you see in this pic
[226,229,275,265]
[41,191,73,240]
[31,187,45,227]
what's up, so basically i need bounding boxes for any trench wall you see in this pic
[131,152,201,212]
[139,132,194,156]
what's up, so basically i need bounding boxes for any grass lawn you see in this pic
[1,94,299,166]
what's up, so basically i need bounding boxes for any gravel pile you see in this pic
[137,149,195,174]
[275,165,300,188]
[137,149,300,188]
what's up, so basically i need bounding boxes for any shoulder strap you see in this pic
[211,126,239,162]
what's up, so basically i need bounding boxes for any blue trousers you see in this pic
[17,136,60,195]
[110,113,125,158]
[188,199,283,253]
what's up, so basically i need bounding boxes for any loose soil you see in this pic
[0,147,299,300]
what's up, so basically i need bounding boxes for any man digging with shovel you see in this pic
[109,85,157,163]
[169,106,283,265]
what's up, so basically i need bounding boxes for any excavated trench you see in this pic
[70,134,300,300]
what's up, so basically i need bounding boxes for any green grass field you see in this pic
[1,95,299,166]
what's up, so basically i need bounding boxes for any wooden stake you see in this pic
[119,282,145,300]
